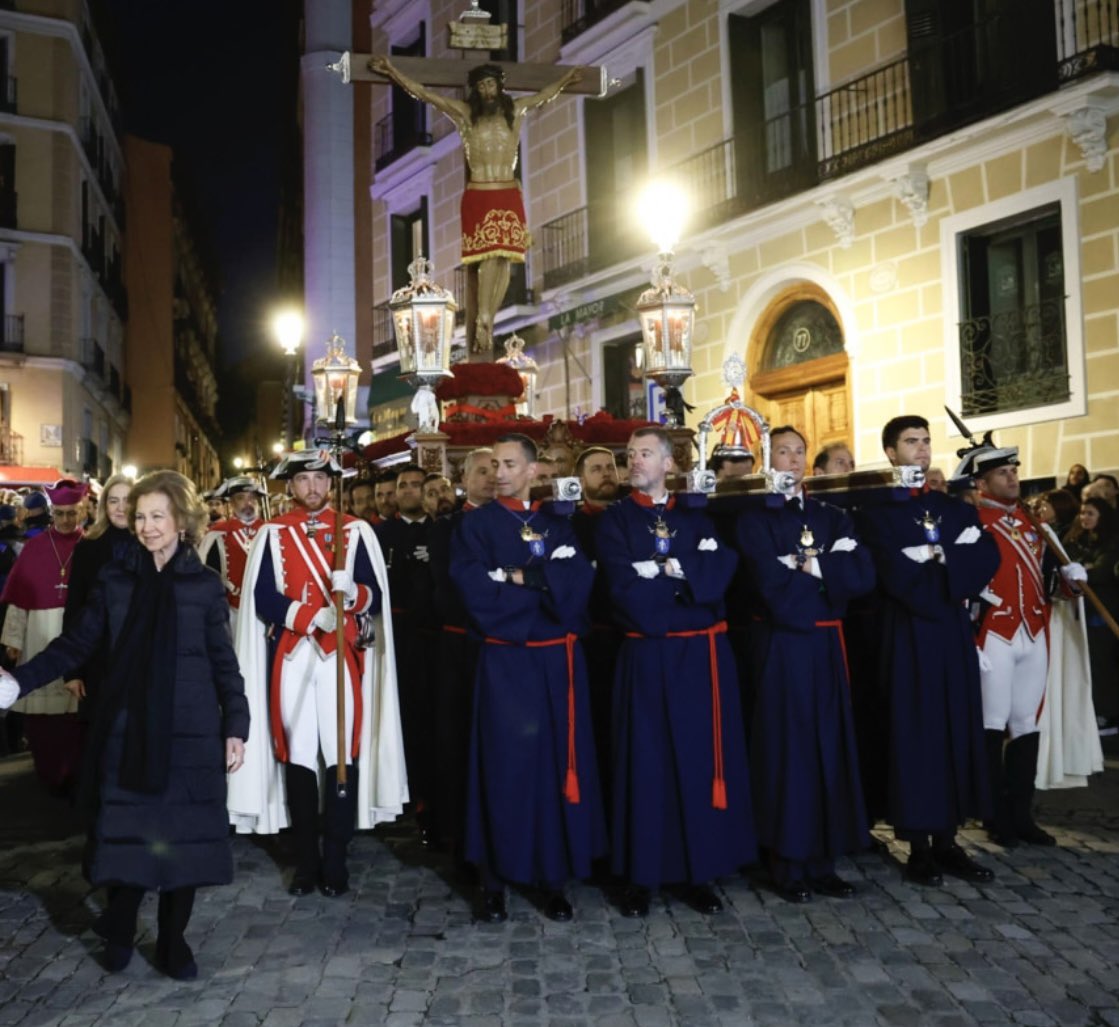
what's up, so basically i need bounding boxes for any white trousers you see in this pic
[981,624,1048,738]
[280,640,355,771]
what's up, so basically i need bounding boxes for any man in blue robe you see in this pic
[597,427,756,917]
[854,415,1000,886]
[449,434,605,923]
[733,425,874,901]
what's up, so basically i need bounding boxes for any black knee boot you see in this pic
[156,887,197,979]
[1006,733,1056,846]
[284,764,321,895]
[983,729,1017,846]
[94,885,144,971]
[321,764,358,897]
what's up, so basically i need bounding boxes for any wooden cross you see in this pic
[330,54,607,98]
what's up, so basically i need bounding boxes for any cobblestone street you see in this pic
[2,745,1118,1027]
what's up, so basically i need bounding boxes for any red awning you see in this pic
[0,466,64,486]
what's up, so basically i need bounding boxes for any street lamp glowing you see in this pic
[636,181,689,255]
[273,310,305,357]
[122,464,137,479]
[272,441,284,455]
[233,456,245,470]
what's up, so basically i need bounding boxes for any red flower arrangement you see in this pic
[436,363,524,400]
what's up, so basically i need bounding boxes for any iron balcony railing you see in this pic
[80,337,106,380]
[959,299,1069,417]
[1,314,24,353]
[539,200,649,290]
[561,0,649,44]
[374,107,433,171]
[372,301,395,361]
[1057,0,1119,79]
[451,261,534,328]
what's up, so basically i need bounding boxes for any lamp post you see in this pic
[273,309,304,448]
[635,182,696,428]
[389,255,456,433]
[496,332,538,418]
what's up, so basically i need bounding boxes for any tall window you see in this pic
[958,203,1068,417]
[376,26,432,170]
[390,200,429,291]
[602,335,646,420]
[478,0,518,62]
[729,0,816,205]
[584,71,647,269]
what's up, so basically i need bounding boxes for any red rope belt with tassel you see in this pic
[624,620,729,810]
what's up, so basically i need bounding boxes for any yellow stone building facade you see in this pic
[0,0,129,478]
[365,0,1119,479]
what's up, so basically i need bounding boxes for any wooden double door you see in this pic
[749,349,850,456]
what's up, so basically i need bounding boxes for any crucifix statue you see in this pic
[330,5,605,361]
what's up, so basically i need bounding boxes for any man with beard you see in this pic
[199,477,269,633]
[853,416,1000,887]
[597,429,756,918]
[373,470,398,522]
[203,490,227,526]
[0,479,89,793]
[732,426,874,901]
[572,447,621,818]
[230,450,405,896]
[428,449,494,859]
[962,443,1086,847]
[371,57,580,353]
[422,474,457,520]
[375,464,436,844]
[347,478,380,526]
[450,434,604,922]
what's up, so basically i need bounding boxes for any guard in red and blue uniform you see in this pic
[596,428,756,918]
[198,476,267,634]
[449,434,605,924]
[733,426,874,901]
[854,416,1000,887]
[957,441,1085,847]
[240,451,387,898]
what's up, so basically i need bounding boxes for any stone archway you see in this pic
[745,283,851,454]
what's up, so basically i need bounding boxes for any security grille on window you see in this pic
[958,202,1069,417]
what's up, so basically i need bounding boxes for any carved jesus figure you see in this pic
[372,57,580,356]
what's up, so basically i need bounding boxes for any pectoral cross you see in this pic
[329,3,607,359]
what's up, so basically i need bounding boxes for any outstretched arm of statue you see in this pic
[371,56,468,123]
[516,65,582,113]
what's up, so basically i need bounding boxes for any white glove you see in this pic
[413,545,429,563]
[829,537,858,553]
[632,560,660,579]
[777,554,798,570]
[1061,562,1088,584]
[954,526,981,545]
[488,568,508,583]
[977,647,992,673]
[698,538,718,552]
[0,672,19,710]
[311,605,336,634]
[803,556,822,579]
[979,587,1002,607]
[664,557,686,579]
[331,571,358,604]
[902,545,934,564]
[551,545,576,560]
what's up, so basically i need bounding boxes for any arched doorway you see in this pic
[746,285,850,453]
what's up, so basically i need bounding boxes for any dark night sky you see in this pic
[101,0,302,435]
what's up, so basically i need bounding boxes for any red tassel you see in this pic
[712,779,727,810]
[565,768,581,805]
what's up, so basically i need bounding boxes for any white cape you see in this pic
[1036,597,1104,789]
[227,516,408,832]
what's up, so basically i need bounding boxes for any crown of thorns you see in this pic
[467,64,505,88]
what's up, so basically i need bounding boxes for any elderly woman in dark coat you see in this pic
[0,470,248,980]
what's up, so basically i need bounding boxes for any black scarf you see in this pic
[91,545,180,797]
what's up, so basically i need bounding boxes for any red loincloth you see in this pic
[461,184,528,264]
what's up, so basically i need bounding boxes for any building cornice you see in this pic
[0,111,124,237]
[0,8,123,166]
